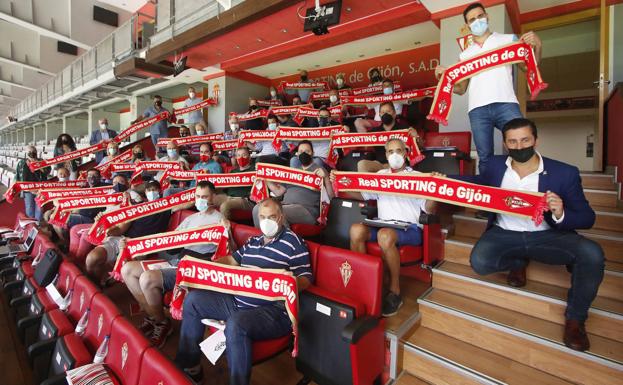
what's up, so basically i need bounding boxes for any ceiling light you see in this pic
[256,38,263,42]
[281,28,288,33]
[235,45,240,49]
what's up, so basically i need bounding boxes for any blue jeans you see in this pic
[470,226,604,322]
[175,290,292,385]
[468,102,522,174]
[370,224,422,246]
[23,192,41,220]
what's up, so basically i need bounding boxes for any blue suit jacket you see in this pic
[90,129,118,162]
[456,155,595,231]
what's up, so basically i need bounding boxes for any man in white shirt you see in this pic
[434,2,542,175]
[354,78,405,133]
[460,118,603,352]
[183,86,205,130]
[331,138,437,317]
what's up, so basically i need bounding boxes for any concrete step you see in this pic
[580,173,618,191]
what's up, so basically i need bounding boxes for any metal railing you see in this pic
[150,0,243,47]
[6,12,154,127]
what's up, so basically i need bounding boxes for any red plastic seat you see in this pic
[290,223,325,238]
[231,223,261,248]
[168,209,194,231]
[69,223,91,257]
[30,261,82,315]
[104,317,151,385]
[138,347,193,385]
[230,209,253,224]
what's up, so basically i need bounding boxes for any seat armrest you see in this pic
[17,314,43,335]
[360,200,378,219]
[27,337,58,361]
[3,279,24,292]
[10,294,32,308]
[341,315,380,344]
[40,373,69,385]
[418,212,440,225]
[0,266,18,279]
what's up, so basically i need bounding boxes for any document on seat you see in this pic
[200,329,227,365]
[45,283,64,308]
[18,218,38,228]
[363,218,413,230]
[139,259,173,271]
[65,363,113,385]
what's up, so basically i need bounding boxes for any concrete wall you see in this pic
[533,115,596,171]
[609,4,623,92]
[223,76,269,133]
[64,115,88,139]
[70,0,132,47]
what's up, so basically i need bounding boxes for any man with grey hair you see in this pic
[331,138,437,317]
[90,117,118,163]
[16,145,50,220]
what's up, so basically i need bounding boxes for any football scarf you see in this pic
[4,180,88,203]
[156,133,224,147]
[111,225,229,281]
[27,142,108,171]
[170,97,218,122]
[97,149,134,179]
[114,111,171,143]
[350,82,403,96]
[48,193,128,227]
[257,99,283,107]
[332,171,548,225]
[269,105,310,116]
[278,81,328,91]
[129,161,184,185]
[86,189,196,245]
[272,125,346,151]
[325,130,424,167]
[236,130,277,147]
[234,109,270,121]
[308,89,352,102]
[35,186,115,207]
[293,106,343,125]
[340,87,436,106]
[169,257,300,356]
[428,42,548,125]
[211,139,239,152]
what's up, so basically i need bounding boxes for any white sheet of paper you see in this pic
[45,283,64,307]
[201,318,226,330]
[145,261,173,270]
[19,219,38,228]
[200,329,227,365]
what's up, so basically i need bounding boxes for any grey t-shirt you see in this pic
[176,209,223,254]
[282,163,321,218]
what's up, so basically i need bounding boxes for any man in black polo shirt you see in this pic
[357,102,414,173]
[85,180,171,286]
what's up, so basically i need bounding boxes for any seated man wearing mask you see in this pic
[98,141,121,183]
[291,106,338,169]
[213,147,256,220]
[246,115,288,166]
[121,181,224,347]
[40,167,71,223]
[244,98,264,131]
[357,102,417,173]
[163,143,222,197]
[332,138,436,317]
[16,145,50,220]
[253,140,334,226]
[174,198,312,385]
[157,141,189,183]
[459,118,603,351]
[355,78,404,133]
[84,177,160,286]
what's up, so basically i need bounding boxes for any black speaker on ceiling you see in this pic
[57,41,78,55]
[93,5,119,27]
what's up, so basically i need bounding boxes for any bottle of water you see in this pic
[59,289,73,311]
[93,335,110,364]
[75,308,90,336]
[51,273,59,287]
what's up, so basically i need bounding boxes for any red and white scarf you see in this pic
[212,139,239,152]
[4,180,88,203]
[269,105,310,116]
[35,186,115,207]
[109,162,137,174]
[236,130,277,147]
[273,125,346,151]
[278,81,328,91]
[111,225,229,280]
[87,189,196,245]
[340,87,436,106]
[156,133,224,147]
[196,171,256,188]
[333,171,548,224]
[114,111,170,143]
[130,161,184,185]
[257,99,283,107]
[350,82,403,96]
[293,106,343,126]
[308,89,352,102]
[48,193,128,227]
[428,42,548,125]
[159,169,206,190]
[169,257,300,356]
[97,149,134,179]
[28,142,108,172]
[250,163,329,224]
[172,97,218,120]
[234,109,270,121]
[326,130,424,167]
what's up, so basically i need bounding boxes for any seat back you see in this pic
[66,276,100,324]
[106,317,150,385]
[168,209,194,231]
[56,260,82,297]
[314,246,383,317]
[82,293,121,353]
[423,131,472,154]
[138,348,193,385]
[306,241,320,277]
[321,198,372,249]
[232,223,261,249]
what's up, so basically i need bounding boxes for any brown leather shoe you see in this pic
[563,319,590,351]
[507,267,527,287]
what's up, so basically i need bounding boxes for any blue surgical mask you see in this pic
[268,123,278,130]
[383,87,393,95]
[146,190,160,201]
[470,18,488,37]
[195,198,209,212]
[167,149,178,158]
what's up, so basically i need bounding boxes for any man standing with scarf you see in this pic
[434,2,542,175]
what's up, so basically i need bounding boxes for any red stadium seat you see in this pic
[102,317,151,385]
[168,209,194,231]
[296,245,385,385]
[231,223,261,248]
[290,223,326,239]
[137,348,193,385]
[229,208,253,225]
[423,131,472,155]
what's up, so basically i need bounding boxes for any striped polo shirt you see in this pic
[232,228,313,309]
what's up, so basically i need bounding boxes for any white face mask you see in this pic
[387,152,405,170]
[146,190,160,201]
[259,218,280,238]
[99,123,107,130]
[329,95,338,103]
[268,123,278,130]
[230,123,239,131]
[270,90,277,97]
[336,78,344,86]
[383,87,393,95]
[189,92,196,99]
[58,177,68,182]
[196,130,205,136]
[108,148,117,156]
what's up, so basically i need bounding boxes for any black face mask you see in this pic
[381,113,394,125]
[318,117,330,127]
[87,176,100,187]
[371,74,380,82]
[300,75,308,82]
[28,152,37,158]
[250,105,258,110]
[154,101,162,107]
[180,132,189,137]
[508,146,536,163]
[134,152,144,159]
[113,183,128,193]
[298,152,313,166]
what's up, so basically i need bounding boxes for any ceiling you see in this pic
[418,0,584,14]
[246,21,440,79]
[98,0,150,13]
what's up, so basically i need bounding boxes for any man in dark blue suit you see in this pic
[90,118,118,163]
[460,118,604,352]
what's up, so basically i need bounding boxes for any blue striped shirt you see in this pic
[232,229,312,308]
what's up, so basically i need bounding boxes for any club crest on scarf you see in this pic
[504,196,533,209]
[340,261,353,287]
[337,176,353,187]
[438,99,448,114]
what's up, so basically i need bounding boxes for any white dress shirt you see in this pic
[496,152,563,231]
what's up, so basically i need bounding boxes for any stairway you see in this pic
[398,170,623,385]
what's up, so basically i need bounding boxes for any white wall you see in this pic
[70,0,132,47]
[533,115,596,171]
[609,4,623,92]
[64,115,88,139]
[223,76,268,133]
[438,4,513,156]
